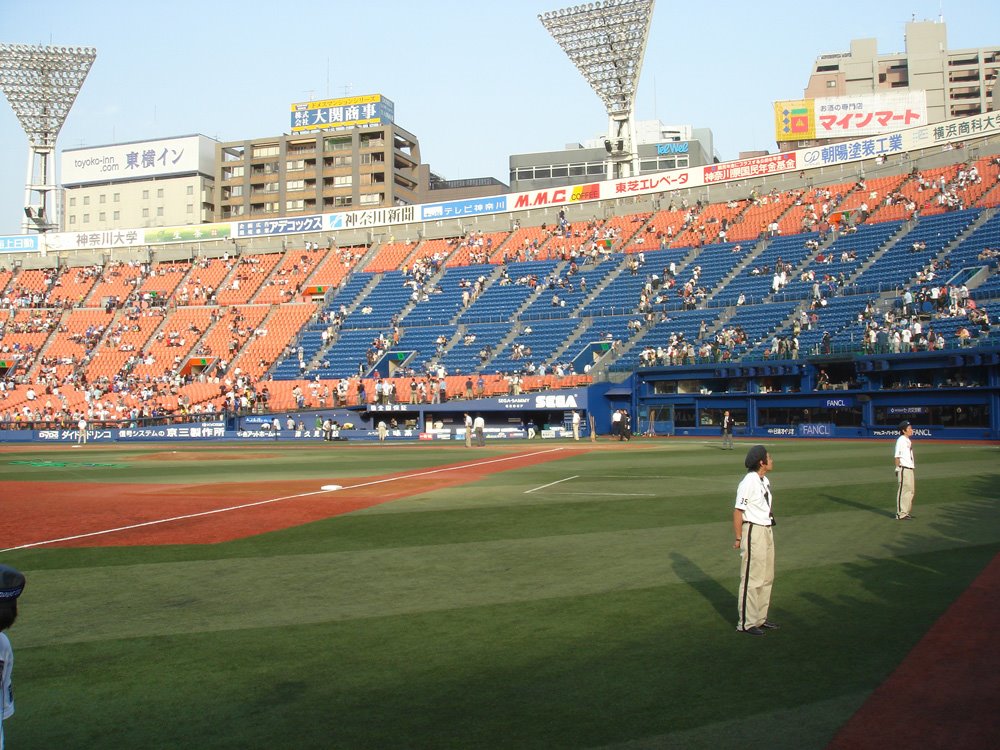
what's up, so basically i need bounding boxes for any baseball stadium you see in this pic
[1,1,1000,748]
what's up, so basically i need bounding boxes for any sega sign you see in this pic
[656,143,689,155]
[534,394,578,409]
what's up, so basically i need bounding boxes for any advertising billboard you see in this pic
[774,91,927,142]
[290,94,394,133]
[60,135,216,185]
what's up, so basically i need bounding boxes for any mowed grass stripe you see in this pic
[15,543,997,750]
[17,494,999,647]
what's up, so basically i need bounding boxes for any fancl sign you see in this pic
[824,397,854,408]
[798,423,834,437]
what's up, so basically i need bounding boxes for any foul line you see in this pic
[524,475,578,494]
[2,448,566,552]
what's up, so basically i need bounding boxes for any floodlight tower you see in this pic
[0,44,96,233]
[539,0,655,181]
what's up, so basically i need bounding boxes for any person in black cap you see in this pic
[894,420,916,520]
[732,445,778,636]
[1,564,26,749]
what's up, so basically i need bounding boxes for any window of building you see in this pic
[286,179,306,191]
[332,155,352,167]
[69,197,76,207]
[82,213,89,222]
[286,199,304,211]
[142,190,149,200]
[827,80,837,88]
[113,211,120,220]
[586,164,605,175]
[551,166,568,178]
[113,192,120,202]
[816,64,839,72]
[334,195,353,207]
[68,215,76,224]
[99,194,106,204]
[142,208,149,218]
[287,159,305,171]
[324,136,351,152]
[359,192,382,206]
[187,204,194,214]
[187,185,194,195]
[253,145,280,158]
[157,207,164,217]
[569,164,586,176]
[157,188,164,198]
[224,166,245,179]
[99,212,106,221]
[83,196,90,206]
[333,175,352,187]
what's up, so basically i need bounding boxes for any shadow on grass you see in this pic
[669,551,733,627]
[821,493,895,519]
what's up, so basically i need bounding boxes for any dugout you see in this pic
[628,346,1000,440]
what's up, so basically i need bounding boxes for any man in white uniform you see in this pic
[732,445,779,636]
[1,565,26,750]
[464,413,473,448]
[894,420,916,520]
[572,411,581,441]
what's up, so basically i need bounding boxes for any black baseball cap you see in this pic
[745,445,768,471]
[0,565,25,601]
[899,420,912,431]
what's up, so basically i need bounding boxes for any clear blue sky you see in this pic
[1,0,997,236]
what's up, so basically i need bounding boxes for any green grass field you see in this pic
[2,438,998,749]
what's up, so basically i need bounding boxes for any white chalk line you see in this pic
[524,475,579,494]
[2,448,566,552]
[553,492,656,497]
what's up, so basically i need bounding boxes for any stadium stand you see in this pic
[2,145,999,429]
